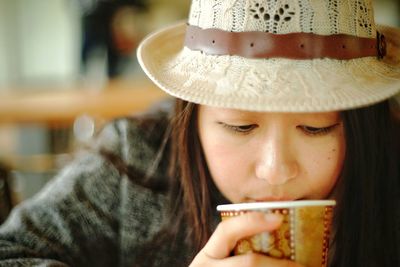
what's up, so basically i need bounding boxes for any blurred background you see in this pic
[0,0,190,222]
[0,0,399,223]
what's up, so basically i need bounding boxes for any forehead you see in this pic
[198,105,340,121]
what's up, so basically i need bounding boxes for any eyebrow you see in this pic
[204,106,340,121]
[214,108,261,117]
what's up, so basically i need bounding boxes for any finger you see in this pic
[202,212,283,259]
[217,252,304,267]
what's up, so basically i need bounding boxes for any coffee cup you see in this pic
[217,200,335,267]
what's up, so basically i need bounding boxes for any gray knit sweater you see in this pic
[1,104,399,267]
[0,104,196,267]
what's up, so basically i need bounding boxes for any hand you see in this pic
[190,212,303,267]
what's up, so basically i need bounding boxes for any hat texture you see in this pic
[138,0,400,112]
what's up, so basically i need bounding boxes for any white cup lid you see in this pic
[217,200,336,211]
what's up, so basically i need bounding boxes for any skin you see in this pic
[190,105,346,267]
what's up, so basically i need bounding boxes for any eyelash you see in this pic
[220,123,258,134]
[297,124,340,136]
[220,123,339,136]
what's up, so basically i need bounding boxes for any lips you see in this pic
[248,196,299,202]
[246,187,301,202]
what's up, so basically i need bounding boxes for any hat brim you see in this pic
[138,21,400,112]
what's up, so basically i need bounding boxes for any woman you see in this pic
[0,0,399,266]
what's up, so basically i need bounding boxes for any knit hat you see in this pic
[138,0,400,112]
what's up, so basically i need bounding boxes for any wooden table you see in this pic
[0,79,169,125]
[0,79,170,201]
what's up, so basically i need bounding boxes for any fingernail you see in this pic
[264,213,283,224]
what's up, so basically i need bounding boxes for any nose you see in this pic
[255,134,299,185]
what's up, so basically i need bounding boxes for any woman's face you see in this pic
[197,105,346,203]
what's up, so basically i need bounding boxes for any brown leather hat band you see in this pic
[184,25,386,60]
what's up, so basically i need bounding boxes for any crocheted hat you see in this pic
[138,0,400,112]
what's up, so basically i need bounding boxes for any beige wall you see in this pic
[0,0,398,89]
[0,0,80,88]
[374,0,400,25]
[15,0,80,86]
[0,0,17,89]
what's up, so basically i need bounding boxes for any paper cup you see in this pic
[217,200,335,267]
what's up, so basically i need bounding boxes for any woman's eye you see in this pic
[298,123,339,136]
[220,123,258,134]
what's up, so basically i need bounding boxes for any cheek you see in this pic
[300,136,345,198]
[200,136,250,202]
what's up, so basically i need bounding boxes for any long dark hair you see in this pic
[167,99,400,266]
[105,98,399,266]
[166,100,226,250]
[331,100,400,267]
[129,100,224,266]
